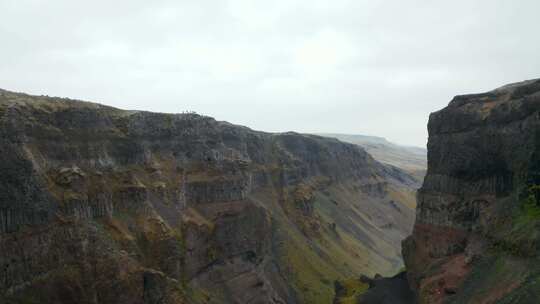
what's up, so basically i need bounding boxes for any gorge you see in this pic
[2,77,540,304]
[0,88,419,304]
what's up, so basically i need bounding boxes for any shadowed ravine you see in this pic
[3,78,538,304]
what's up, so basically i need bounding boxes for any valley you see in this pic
[2,78,539,304]
[0,89,419,304]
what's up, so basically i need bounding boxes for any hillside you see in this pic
[317,134,426,183]
[403,78,540,303]
[0,89,418,304]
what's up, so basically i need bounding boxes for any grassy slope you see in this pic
[250,177,415,304]
[316,133,427,180]
[0,91,418,304]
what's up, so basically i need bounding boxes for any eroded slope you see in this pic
[0,89,417,304]
[318,133,426,183]
[403,78,540,303]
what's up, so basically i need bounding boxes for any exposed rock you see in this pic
[403,78,540,303]
[333,272,414,304]
[317,133,427,183]
[0,89,418,304]
[55,166,86,186]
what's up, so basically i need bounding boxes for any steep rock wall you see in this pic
[403,79,540,303]
[0,89,418,304]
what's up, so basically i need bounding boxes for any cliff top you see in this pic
[429,78,540,134]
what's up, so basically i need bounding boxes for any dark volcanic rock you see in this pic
[0,89,417,304]
[332,272,414,304]
[403,78,540,303]
[357,272,415,304]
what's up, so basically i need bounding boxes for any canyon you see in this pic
[2,77,539,304]
[0,89,419,304]
[317,134,427,182]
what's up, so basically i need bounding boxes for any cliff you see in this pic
[403,78,540,303]
[0,89,418,304]
[317,133,427,183]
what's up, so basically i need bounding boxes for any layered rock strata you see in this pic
[403,79,540,303]
[0,89,418,304]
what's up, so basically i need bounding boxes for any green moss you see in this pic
[172,226,186,252]
[448,254,528,304]
[183,287,212,304]
[334,278,369,304]
[520,185,540,220]
[493,185,540,256]
[281,235,339,304]
[271,183,399,304]
[207,246,218,261]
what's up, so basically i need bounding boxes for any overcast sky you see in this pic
[1,1,539,146]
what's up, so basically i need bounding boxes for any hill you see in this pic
[0,89,418,304]
[317,133,426,183]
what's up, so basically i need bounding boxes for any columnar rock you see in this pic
[403,78,540,303]
[0,89,418,304]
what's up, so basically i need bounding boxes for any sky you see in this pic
[1,1,539,147]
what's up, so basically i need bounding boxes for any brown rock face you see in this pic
[0,90,418,304]
[403,79,540,303]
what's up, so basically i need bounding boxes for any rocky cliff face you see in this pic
[403,79,540,303]
[317,133,427,183]
[0,89,418,304]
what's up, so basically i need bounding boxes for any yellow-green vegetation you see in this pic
[511,185,540,240]
[59,191,88,206]
[452,254,529,304]
[272,181,403,304]
[281,230,342,304]
[182,207,215,231]
[0,89,422,304]
[317,184,405,274]
[293,183,314,200]
[182,286,212,304]
[519,185,540,220]
[44,157,186,208]
[491,185,540,257]
[254,185,344,303]
[387,186,417,210]
[103,217,136,241]
[334,278,369,304]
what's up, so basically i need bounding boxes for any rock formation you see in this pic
[0,89,418,304]
[317,133,427,182]
[333,271,416,304]
[403,78,540,303]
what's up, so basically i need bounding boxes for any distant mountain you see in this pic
[316,133,427,182]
